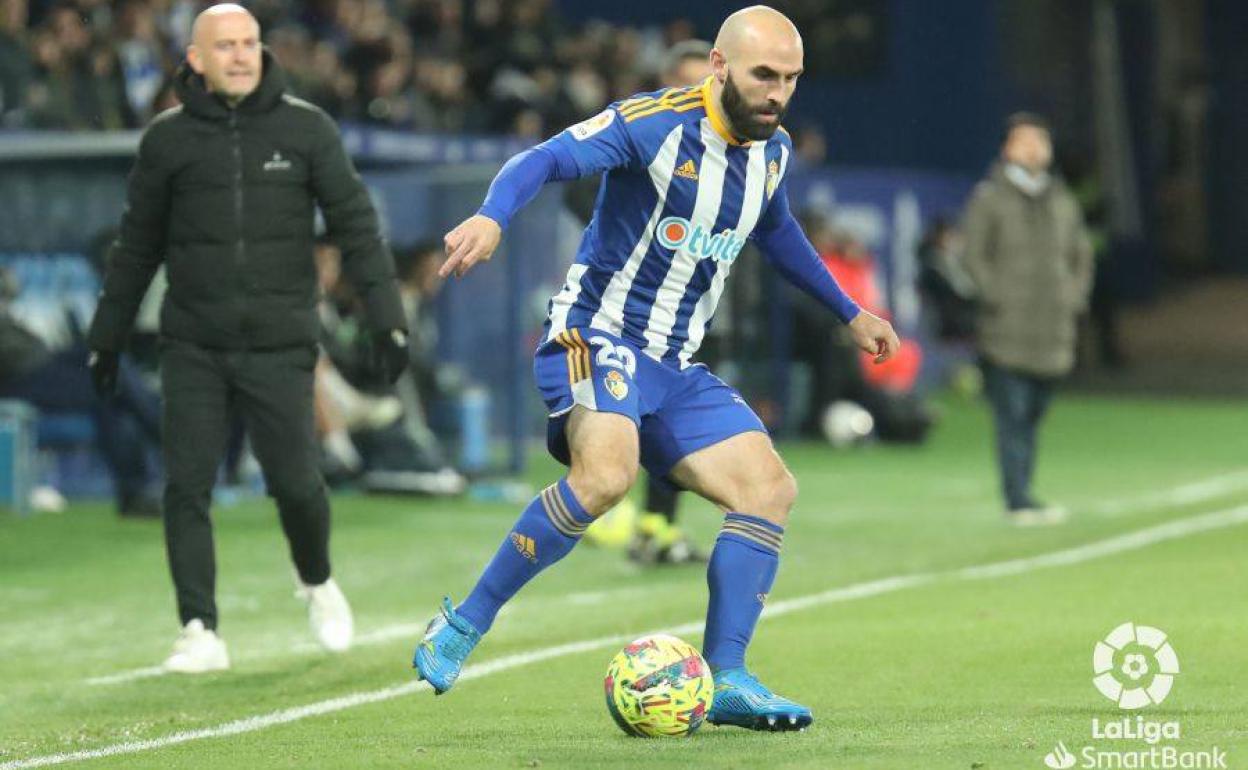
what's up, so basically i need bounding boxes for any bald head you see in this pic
[714,5,802,60]
[708,5,803,142]
[191,3,253,46]
[187,4,262,105]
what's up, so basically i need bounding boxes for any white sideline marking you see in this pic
[84,666,165,686]
[83,623,430,686]
[8,504,1248,770]
[80,468,1248,684]
[957,505,1248,580]
[1087,469,1248,517]
[85,588,650,686]
[82,468,1248,687]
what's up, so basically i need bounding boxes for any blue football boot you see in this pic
[706,667,814,731]
[412,597,482,694]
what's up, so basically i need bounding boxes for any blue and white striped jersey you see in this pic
[540,77,793,369]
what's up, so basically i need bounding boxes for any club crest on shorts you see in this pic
[603,369,629,401]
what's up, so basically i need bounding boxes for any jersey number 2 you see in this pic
[588,336,637,377]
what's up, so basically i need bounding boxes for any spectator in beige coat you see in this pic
[962,112,1094,525]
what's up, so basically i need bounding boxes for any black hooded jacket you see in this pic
[88,51,403,352]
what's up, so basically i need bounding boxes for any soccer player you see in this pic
[626,38,717,566]
[581,39,717,564]
[412,6,898,730]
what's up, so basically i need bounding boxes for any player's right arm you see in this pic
[441,106,635,278]
[87,125,173,353]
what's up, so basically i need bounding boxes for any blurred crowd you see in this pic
[0,0,710,135]
[0,234,467,516]
[0,0,1119,522]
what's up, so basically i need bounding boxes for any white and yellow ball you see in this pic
[603,634,714,738]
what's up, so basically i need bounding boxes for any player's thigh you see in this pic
[669,430,797,524]
[536,328,645,515]
[563,405,640,516]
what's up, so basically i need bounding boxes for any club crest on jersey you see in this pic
[765,159,780,199]
[603,369,629,401]
[655,216,747,264]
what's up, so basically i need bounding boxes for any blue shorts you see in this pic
[534,328,766,481]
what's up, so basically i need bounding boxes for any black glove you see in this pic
[88,350,119,397]
[371,328,409,384]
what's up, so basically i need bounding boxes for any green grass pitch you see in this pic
[2,395,1246,768]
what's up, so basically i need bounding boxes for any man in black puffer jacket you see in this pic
[86,3,408,673]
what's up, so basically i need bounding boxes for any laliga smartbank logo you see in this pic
[1040,623,1228,769]
[1092,622,1179,709]
[655,216,747,264]
[1045,742,1077,769]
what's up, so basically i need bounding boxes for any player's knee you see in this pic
[738,466,797,525]
[772,469,799,519]
[568,460,638,517]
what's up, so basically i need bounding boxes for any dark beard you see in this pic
[721,72,787,141]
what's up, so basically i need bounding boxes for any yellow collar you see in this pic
[700,76,750,146]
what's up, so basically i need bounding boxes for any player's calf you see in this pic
[454,477,596,636]
[412,407,640,693]
[667,433,799,692]
[413,477,596,693]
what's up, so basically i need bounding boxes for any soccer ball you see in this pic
[603,634,714,738]
[820,399,875,447]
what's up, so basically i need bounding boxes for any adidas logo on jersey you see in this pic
[673,159,699,180]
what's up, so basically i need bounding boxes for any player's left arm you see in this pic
[442,106,636,278]
[752,183,900,364]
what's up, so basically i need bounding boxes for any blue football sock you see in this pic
[456,478,593,634]
[702,512,784,672]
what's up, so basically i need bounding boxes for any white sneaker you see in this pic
[1010,505,1070,527]
[298,577,354,652]
[163,619,230,673]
